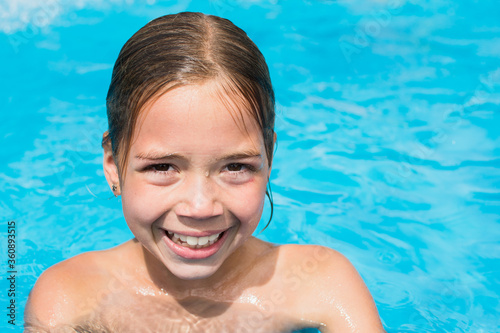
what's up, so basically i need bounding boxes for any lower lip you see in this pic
[162,230,230,260]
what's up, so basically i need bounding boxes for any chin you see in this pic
[167,262,221,281]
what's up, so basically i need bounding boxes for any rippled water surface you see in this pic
[1,0,499,332]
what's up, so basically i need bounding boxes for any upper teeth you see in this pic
[169,232,221,247]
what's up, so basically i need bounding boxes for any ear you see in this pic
[102,132,121,195]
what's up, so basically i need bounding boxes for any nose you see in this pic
[174,173,223,220]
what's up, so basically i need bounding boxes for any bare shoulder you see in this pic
[24,241,133,329]
[274,244,385,333]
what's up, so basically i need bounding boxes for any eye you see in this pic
[223,163,257,174]
[226,163,245,172]
[147,164,175,173]
[221,163,257,184]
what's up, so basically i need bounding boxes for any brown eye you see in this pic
[227,163,243,172]
[152,164,173,172]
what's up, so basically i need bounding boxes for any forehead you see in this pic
[131,82,264,156]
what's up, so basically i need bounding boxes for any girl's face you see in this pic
[104,82,271,280]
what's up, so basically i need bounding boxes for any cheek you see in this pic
[120,182,165,230]
[229,183,268,226]
[121,196,148,233]
[120,174,269,229]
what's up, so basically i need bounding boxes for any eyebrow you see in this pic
[134,152,184,161]
[134,150,262,162]
[215,151,262,162]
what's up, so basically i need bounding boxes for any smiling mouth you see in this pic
[166,231,224,249]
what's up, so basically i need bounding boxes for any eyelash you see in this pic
[145,164,176,173]
[223,163,256,174]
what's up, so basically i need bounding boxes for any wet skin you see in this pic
[24,82,385,332]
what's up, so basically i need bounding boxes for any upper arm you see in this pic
[285,245,385,333]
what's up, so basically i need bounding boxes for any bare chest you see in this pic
[78,293,309,333]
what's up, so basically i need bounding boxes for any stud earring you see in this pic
[111,184,117,192]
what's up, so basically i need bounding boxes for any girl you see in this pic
[25,12,385,332]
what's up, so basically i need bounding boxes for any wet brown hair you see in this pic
[103,11,275,175]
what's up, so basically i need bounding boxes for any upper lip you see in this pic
[163,228,229,237]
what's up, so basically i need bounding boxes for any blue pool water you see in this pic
[1,0,499,331]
